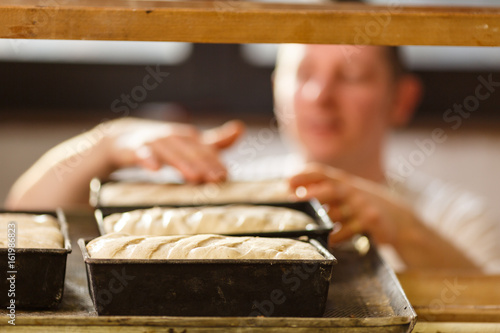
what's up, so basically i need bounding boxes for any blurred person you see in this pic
[6,45,500,273]
[274,45,499,274]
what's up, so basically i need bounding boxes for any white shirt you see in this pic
[387,171,500,274]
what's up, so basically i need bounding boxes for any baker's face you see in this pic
[276,45,397,166]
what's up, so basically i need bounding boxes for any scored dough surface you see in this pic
[87,233,325,260]
[0,213,64,249]
[103,205,317,235]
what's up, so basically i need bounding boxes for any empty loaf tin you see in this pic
[95,200,334,243]
[79,237,336,317]
[0,209,72,309]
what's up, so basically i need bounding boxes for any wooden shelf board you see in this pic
[0,1,500,45]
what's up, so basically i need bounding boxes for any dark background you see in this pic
[1,43,499,125]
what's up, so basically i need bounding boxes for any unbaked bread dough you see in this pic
[0,213,64,249]
[86,233,325,260]
[98,180,291,206]
[102,205,317,236]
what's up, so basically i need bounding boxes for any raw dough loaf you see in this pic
[86,233,325,260]
[98,180,291,206]
[0,213,64,249]
[102,205,317,235]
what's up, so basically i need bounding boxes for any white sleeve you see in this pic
[390,172,500,274]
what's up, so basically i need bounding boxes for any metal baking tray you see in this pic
[94,200,334,242]
[78,237,336,317]
[321,244,417,333]
[0,209,72,309]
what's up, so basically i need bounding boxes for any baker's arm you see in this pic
[6,118,244,210]
[289,163,482,273]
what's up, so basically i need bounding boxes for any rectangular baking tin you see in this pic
[95,200,334,242]
[0,209,72,309]
[79,237,336,317]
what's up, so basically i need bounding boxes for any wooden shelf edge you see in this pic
[0,1,500,45]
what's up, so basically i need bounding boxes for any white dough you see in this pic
[87,233,325,260]
[99,180,291,206]
[102,205,317,235]
[0,213,64,249]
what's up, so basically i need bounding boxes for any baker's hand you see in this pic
[288,163,411,248]
[100,118,245,183]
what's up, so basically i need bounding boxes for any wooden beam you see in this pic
[397,272,500,322]
[0,1,499,45]
[413,322,500,333]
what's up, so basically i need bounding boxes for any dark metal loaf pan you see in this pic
[79,237,336,317]
[0,209,72,309]
[95,200,334,243]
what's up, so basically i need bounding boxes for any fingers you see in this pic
[134,146,161,171]
[328,219,364,246]
[119,121,237,183]
[328,193,366,244]
[288,165,376,247]
[293,181,349,204]
[141,136,227,183]
[290,164,393,249]
[289,168,360,245]
[108,120,231,183]
[289,164,348,191]
[328,193,388,247]
[289,170,349,203]
[168,136,227,182]
[202,120,245,149]
[289,170,328,189]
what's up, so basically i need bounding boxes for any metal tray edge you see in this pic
[373,248,418,331]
